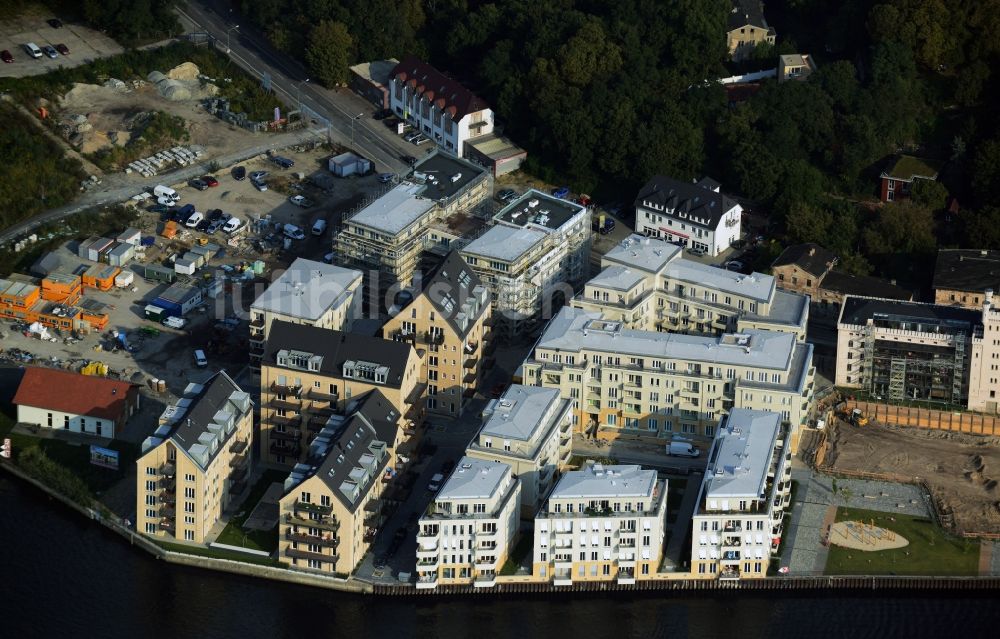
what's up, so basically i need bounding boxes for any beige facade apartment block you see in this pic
[532,463,667,585]
[415,457,521,589]
[135,372,253,544]
[259,320,422,468]
[690,409,791,580]
[465,385,573,517]
[521,307,814,452]
[382,251,491,419]
[277,390,400,576]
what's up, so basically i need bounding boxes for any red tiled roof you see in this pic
[12,367,137,421]
[391,55,489,120]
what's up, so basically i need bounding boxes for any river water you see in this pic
[3,475,998,638]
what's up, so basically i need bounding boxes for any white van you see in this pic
[153,185,180,203]
[283,224,305,240]
[311,219,327,236]
[194,349,208,367]
[666,441,700,458]
[184,211,204,228]
[223,216,243,234]
[23,43,43,59]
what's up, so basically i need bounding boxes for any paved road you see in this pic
[176,1,415,173]
[0,127,324,245]
[572,435,709,475]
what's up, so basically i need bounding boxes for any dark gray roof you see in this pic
[728,0,770,31]
[822,271,912,301]
[170,371,252,470]
[411,151,485,203]
[413,250,487,338]
[839,296,981,329]
[932,249,1000,294]
[771,243,838,278]
[264,320,414,388]
[308,390,399,513]
[634,175,738,230]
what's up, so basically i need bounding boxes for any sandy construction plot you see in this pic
[824,419,1000,534]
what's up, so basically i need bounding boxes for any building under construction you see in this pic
[836,294,1000,413]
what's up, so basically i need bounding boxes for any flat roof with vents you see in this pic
[437,456,512,501]
[702,409,781,500]
[549,463,656,500]
[494,188,586,232]
[410,151,485,202]
[480,385,563,441]
[251,258,362,320]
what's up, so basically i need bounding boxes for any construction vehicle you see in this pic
[849,409,868,427]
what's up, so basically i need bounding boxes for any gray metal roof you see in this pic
[480,385,563,441]
[702,409,781,500]
[549,463,656,500]
[251,258,361,321]
[160,371,252,471]
[349,182,437,235]
[586,265,647,292]
[536,307,796,370]
[409,250,488,338]
[438,456,512,501]
[743,289,808,328]
[461,223,546,262]
[603,234,680,273]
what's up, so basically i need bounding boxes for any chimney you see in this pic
[808,247,816,257]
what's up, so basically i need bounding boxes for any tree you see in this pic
[964,206,1000,249]
[305,21,354,87]
[971,138,1000,206]
[863,200,936,257]
[557,19,623,86]
[910,179,949,210]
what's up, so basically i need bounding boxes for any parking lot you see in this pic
[0,13,123,77]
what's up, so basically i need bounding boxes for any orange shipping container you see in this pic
[40,272,83,305]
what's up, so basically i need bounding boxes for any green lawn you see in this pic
[500,533,533,576]
[824,507,980,576]
[214,469,286,553]
[155,540,281,567]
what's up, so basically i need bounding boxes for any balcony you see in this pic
[285,513,339,532]
[295,501,333,515]
[405,382,428,406]
[474,575,497,588]
[229,439,248,455]
[286,531,338,547]
[159,462,175,477]
[269,382,302,397]
[159,476,175,490]
[266,414,301,428]
[391,329,417,343]
[229,478,247,495]
[553,572,573,586]
[307,387,339,403]
[270,441,301,457]
[618,569,636,585]
[464,355,479,369]
[270,398,302,412]
[270,429,302,443]
[463,371,477,384]
[158,490,175,504]
[159,504,175,518]
[416,576,439,589]
[158,519,174,531]
[285,548,337,564]
[423,331,445,345]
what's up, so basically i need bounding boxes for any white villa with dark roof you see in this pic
[416,456,522,589]
[690,408,792,580]
[465,385,573,516]
[531,462,668,585]
[572,234,808,341]
[634,176,742,256]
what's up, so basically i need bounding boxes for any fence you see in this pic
[847,400,1000,436]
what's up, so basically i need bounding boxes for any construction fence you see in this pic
[846,400,1000,436]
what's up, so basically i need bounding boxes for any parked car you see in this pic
[23,43,43,59]
[551,186,570,199]
[311,219,327,236]
[403,131,420,143]
[196,219,211,232]
[2,50,15,63]
[496,189,517,203]
[207,208,224,222]
[184,211,204,228]
[148,203,170,214]
[231,166,246,181]
[188,178,208,191]
[55,43,69,55]
[206,220,222,234]
[47,18,63,28]
[42,45,58,59]
[428,473,445,492]
[249,170,268,181]
[593,217,615,235]
[289,195,313,207]
[202,175,219,187]
[725,260,745,272]
[193,349,208,367]
[271,156,294,168]
[687,246,707,257]
[323,252,336,264]
[252,179,268,192]
[223,217,243,234]
[400,154,417,165]
[413,135,430,146]
[282,224,305,240]
[378,172,394,184]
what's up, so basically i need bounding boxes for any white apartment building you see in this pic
[249,258,363,365]
[390,56,494,156]
[416,457,521,589]
[634,176,742,256]
[532,462,667,585]
[334,152,490,302]
[465,385,573,517]
[836,293,1000,413]
[572,234,808,341]
[461,189,592,341]
[690,408,792,580]
[520,307,815,451]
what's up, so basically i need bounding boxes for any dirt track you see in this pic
[824,420,1000,534]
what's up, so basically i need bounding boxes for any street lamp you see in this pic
[297,78,310,116]
[351,112,364,147]
[226,24,239,53]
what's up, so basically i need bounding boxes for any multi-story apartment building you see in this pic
[415,456,521,589]
[836,293,1000,413]
[249,258,363,366]
[277,390,400,576]
[465,385,573,517]
[260,320,422,467]
[389,55,494,156]
[521,307,815,450]
[382,251,491,418]
[633,176,742,257]
[135,371,253,543]
[334,152,489,305]
[690,408,791,580]
[572,234,808,341]
[532,462,667,585]
[460,189,591,341]
[727,1,776,61]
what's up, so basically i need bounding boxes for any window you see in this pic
[184,530,195,541]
